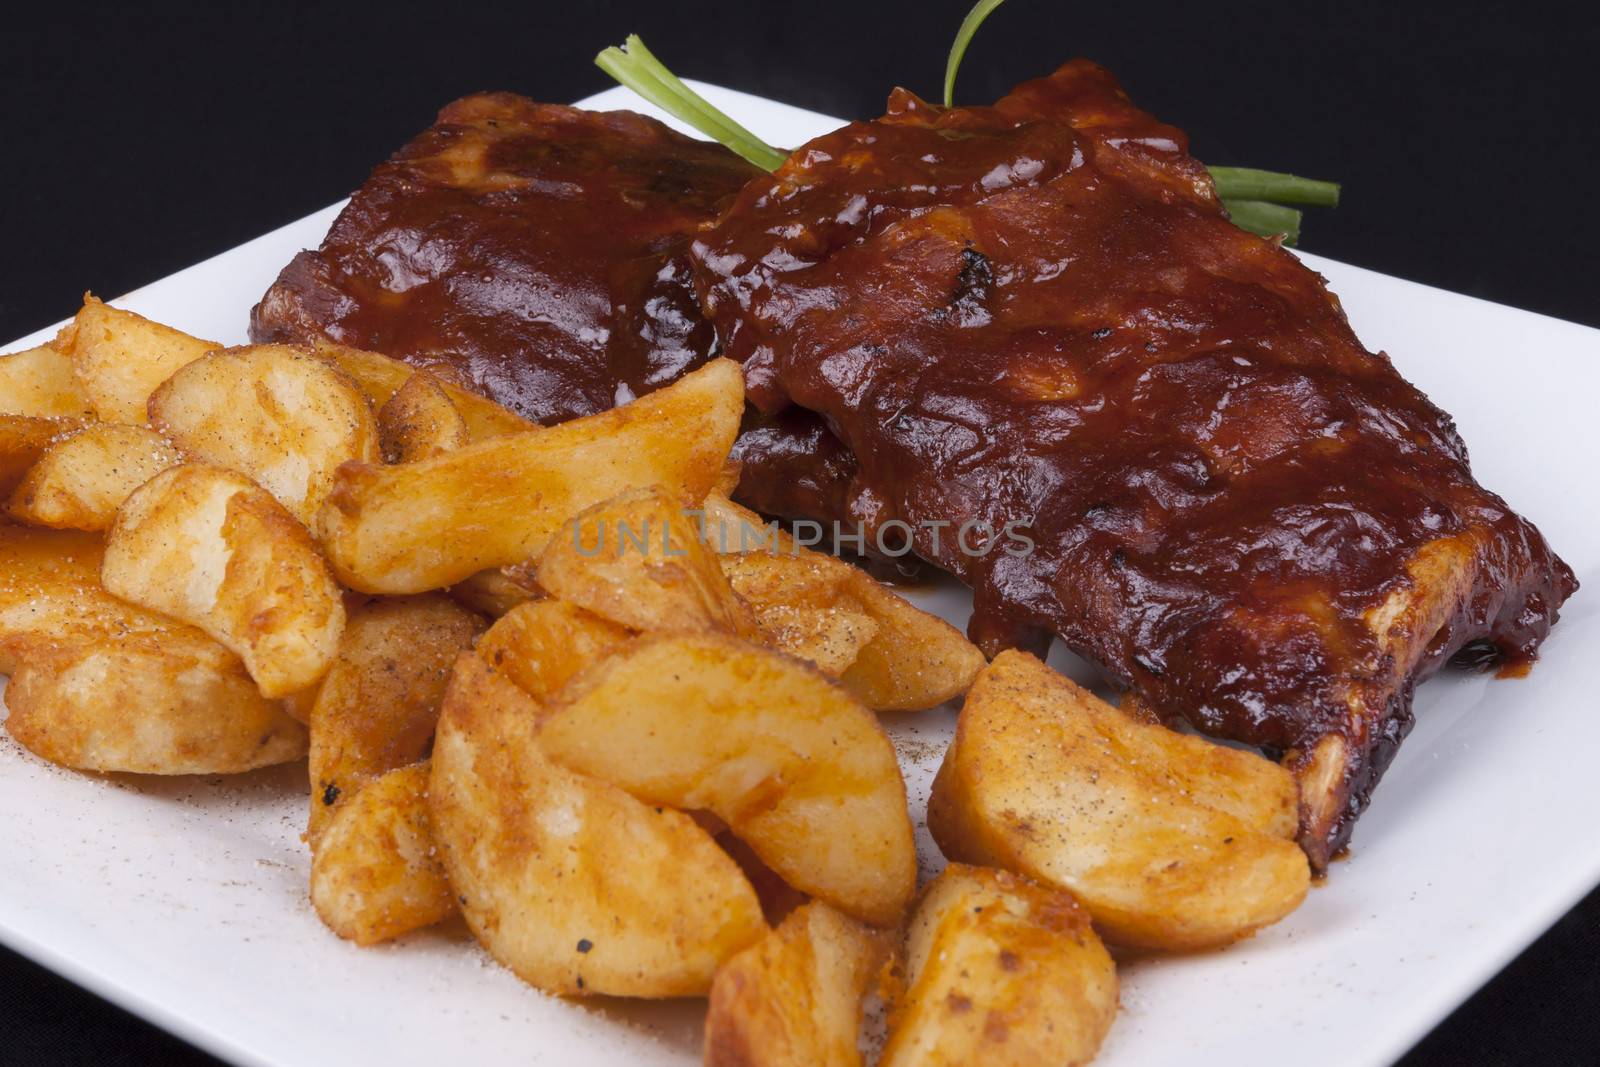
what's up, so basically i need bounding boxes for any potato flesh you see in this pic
[148,345,382,526]
[535,486,757,637]
[1,415,85,497]
[310,761,455,945]
[307,595,484,842]
[544,633,917,926]
[316,358,744,594]
[429,653,766,997]
[474,599,629,703]
[880,864,1118,1067]
[378,371,469,462]
[927,651,1310,950]
[0,526,305,773]
[0,345,94,418]
[102,464,346,698]
[719,552,879,676]
[446,568,540,618]
[706,901,888,1067]
[54,295,217,423]
[8,422,182,531]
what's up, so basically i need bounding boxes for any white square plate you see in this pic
[2,82,1596,1067]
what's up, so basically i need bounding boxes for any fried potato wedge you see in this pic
[719,551,879,676]
[310,761,455,945]
[447,568,540,618]
[879,864,1118,1067]
[544,634,917,926]
[378,371,469,463]
[0,526,305,773]
[474,599,629,703]
[927,651,1309,951]
[312,341,533,442]
[535,486,757,637]
[705,494,985,710]
[148,345,381,526]
[1,415,84,497]
[8,423,182,531]
[706,901,890,1067]
[430,653,766,997]
[318,359,743,593]
[54,295,217,424]
[102,464,346,698]
[307,595,484,842]
[0,344,94,418]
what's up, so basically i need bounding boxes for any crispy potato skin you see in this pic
[310,761,456,945]
[0,526,305,773]
[879,864,1118,1067]
[474,599,629,703]
[544,633,917,926]
[719,552,879,676]
[706,901,889,1067]
[378,372,470,462]
[429,653,766,997]
[307,595,483,842]
[1,415,86,498]
[534,485,757,637]
[54,295,217,424]
[928,652,1310,951]
[316,358,743,594]
[446,568,540,617]
[312,341,533,442]
[8,423,182,531]
[0,345,94,419]
[102,464,347,698]
[148,344,382,526]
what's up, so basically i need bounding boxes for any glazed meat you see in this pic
[690,61,1576,868]
[251,93,759,424]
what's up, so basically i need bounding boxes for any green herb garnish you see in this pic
[944,0,1008,107]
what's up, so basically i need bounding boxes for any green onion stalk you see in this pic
[596,2,1338,245]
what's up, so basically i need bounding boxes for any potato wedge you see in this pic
[927,651,1309,950]
[1,415,84,497]
[0,345,94,418]
[310,761,455,945]
[8,423,182,531]
[474,599,629,703]
[706,901,890,1067]
[534,486,757,637]
[148,345,381,526]
[308,595,484,842]
[544,634,917,926]
[312,341,533,441]
[879,864,1118,1067]
[430,653,766,996]
[378,371,469,462]
[447,568,540,617]
[719,551,879,676]
[54,295,217,423]
[318,358,743,593]
[0,526,305,773]
[836,572,986,712]
[102,464,346,698]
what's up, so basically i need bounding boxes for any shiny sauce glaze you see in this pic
[693,61,1577,866]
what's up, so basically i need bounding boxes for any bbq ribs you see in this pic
[253,73,1574,869]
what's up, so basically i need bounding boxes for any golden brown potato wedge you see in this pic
[719,551,879,676]
[54,295,217,424]
[544,633,917,926]
[879,864,1118,1067]
[310,761,456,945]
[147,345,381,526]
[378,371,469,463]
[307,595,484,842]
[706,901,890,1067]
[474,599,629,703]
[534,486,757,637]
[102,464,346,698]
[0,526,306,773]
[1,415,84,497]
[0,344,94,418]
[8,423,182,531]
[430,653,766,997]
[836,572,986,712]
[446,568,540,617]
[927,651,1309,951]
[317,359,743,593]
[312,341,533,442]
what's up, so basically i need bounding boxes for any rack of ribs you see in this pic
[689,60,1576,868]
[251,69,1575,870]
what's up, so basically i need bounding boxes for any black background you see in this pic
[2,1,1596,1063]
